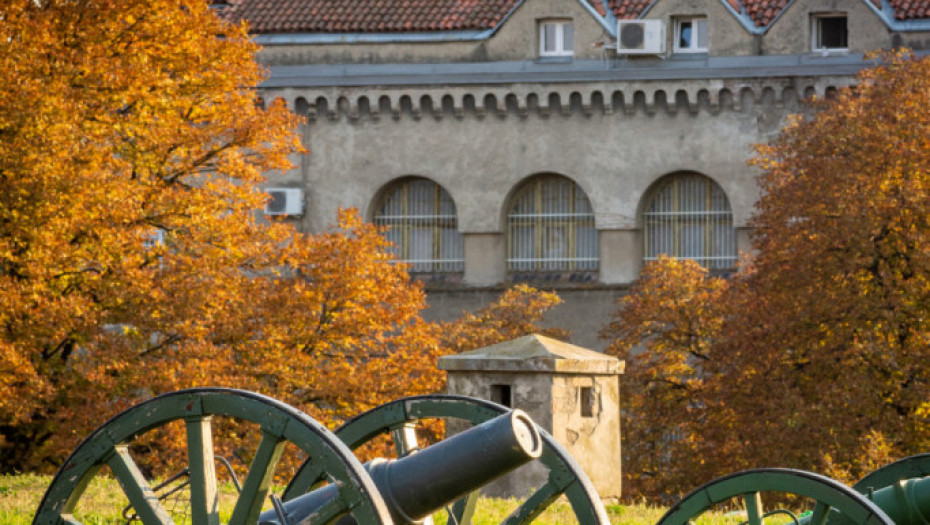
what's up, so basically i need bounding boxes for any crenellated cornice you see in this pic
[261,76,853,122]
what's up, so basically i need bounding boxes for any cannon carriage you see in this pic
[32,388,930,525]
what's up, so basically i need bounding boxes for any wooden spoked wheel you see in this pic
[33,388,394,525]
[283,394,610,525]
[656,468,895,525]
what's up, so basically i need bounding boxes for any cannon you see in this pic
[32,388,609,525]
[30,387,930,525]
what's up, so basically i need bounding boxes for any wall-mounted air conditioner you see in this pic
[264,188,304,216]
[617,20,665,55]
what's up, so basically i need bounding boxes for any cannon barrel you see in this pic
[852,477,930,525]
[259,409,542,525]
[792,476,930,525]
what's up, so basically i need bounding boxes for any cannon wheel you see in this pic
[853,453,930,494]
[656,468,895,525]
[283,394,611,525]
[33,388,394,525]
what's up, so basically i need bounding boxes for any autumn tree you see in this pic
[729,49,930,479]
[0,0,436,473]
[601,257,728,500]
[0,0,574,475]
[603,50,930,500]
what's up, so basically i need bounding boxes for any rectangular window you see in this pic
[539,20,574,57]
[491,384,512,408]
[812,14,848,52]
[674,17,708,53]
[580,387,596,418]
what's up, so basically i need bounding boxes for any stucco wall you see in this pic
[551,374,622,500]
[256,0,610,65]
[485,0,611,60]
[763,0,892,55]
[642,0,756,56]
[254,0,925,67]
[266,76,837,241]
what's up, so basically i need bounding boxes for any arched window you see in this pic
[642,173,736,269]
[507,175,598,271]
[373,178,464,272]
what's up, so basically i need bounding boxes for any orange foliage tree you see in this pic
[0,0,569,473]
[603,50,930,501]
[601,256,728,500]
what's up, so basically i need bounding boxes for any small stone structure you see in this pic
[438,334,624,501]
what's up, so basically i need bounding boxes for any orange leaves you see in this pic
[0,0,572,476]
[606,51,930,502]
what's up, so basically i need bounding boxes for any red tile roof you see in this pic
[220,0,930,35]
[218,0,523,33]
[739,0,791,27]
[890,0,930,20]
[608,0,651,20]
[605,0,930,27]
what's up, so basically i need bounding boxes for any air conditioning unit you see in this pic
[264,188,304,216]
[617,20,665,55]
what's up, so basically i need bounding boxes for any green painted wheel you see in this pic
[853,454,930,494]
[284,394,610,525]
[33,388,393,525]
[656,468,895,525]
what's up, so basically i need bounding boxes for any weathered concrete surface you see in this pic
[440,335,624,500]
[421,286,628,351]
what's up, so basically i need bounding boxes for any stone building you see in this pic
[219,0,930,349]
[438,334,624,499]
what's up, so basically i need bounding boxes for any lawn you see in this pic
[0,474,689,525]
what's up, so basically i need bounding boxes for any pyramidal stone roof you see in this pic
[438,334,623,374]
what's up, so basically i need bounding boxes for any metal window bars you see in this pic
[507,175,598,271]
[642,174,737,270]
[374,179,465,273]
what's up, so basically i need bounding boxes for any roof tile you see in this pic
[220,0,930,35]
[219,0,523,33]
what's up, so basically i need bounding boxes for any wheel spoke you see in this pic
[228,431,286,525]
[447,491,479,525]
[391,421,420,457]
[501,479,563,525]
[282,459,327,501]
[185,416,219,525]
[107,446,173,525]
[743,491,764,525]
[808,502,832,525]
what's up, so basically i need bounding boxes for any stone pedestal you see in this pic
[438,334,624,500]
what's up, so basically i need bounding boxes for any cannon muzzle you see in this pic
[259,409,542,525]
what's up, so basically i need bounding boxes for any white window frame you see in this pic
[811,13,848,54]
[539,19,574,57]
[673,17,708,53]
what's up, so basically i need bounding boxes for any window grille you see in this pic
[507,175,598,271]
[643,173,736,270]
[374,178,464,273]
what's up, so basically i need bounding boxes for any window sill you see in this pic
[668,52,709,61]
[810,49,849,57]
[535,55,574,64]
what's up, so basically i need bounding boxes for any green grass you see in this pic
[0,474,708,525]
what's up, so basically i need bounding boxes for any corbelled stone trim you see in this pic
[260,77,854,122]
